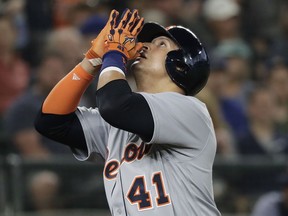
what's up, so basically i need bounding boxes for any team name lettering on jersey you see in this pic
[104,142,152,180]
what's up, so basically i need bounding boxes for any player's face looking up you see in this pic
[132,36,179,74]
[131,36,183,93]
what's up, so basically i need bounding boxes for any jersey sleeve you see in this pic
[140,92,215,151]
[73,106,110,161]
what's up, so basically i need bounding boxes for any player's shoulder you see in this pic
[140,92,207,110]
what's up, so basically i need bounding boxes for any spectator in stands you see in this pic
[220,57,251,139]
[23,0,54,66]
[4,51,70,157]
[148,0,184,25]
[4,0,29,50]
[3,51,72,213]
[26,171,61,212]
[65,3,94,28]
[211,41,253,140]
[53,0,87,28]
[251,170,288,216]
[266,60,288,134]
[0,14,30,117]
[240,0,280,42]
[127,0,174,37]
[270,2,288,64]
[237,85,288,156]
[197,60,236,157]
[202,0,254,141]
[202,0,249,52]
[44,27,85,72]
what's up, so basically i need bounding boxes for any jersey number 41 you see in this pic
[127,171,171,211]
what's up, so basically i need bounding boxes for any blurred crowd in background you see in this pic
[0,0,288,215]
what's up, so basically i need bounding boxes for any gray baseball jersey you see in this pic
[73,92,221,216]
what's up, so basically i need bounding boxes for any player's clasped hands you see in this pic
[104,9,144,59]
[85,8,144,64]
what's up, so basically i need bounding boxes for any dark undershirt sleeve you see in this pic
[34,79,154,150]
[34,110,87,152]
[96,79,154,142]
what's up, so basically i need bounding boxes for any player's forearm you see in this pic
[42,58,96,114]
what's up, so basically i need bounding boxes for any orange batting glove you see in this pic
[104,9,144,60]
[85,9,119,67]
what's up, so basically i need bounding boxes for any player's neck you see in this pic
[136,80,184,94]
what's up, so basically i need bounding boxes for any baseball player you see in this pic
[35,9,221,216]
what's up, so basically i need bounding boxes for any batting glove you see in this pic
[85,9,119,67]
[104,9,144,60]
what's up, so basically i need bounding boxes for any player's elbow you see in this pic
[34,110,49,137]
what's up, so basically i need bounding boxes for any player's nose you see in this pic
[142,43,150,51]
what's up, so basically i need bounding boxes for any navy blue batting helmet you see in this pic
[137,22,210,95]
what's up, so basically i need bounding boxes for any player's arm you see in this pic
[96,80,154,141]
[35,11,120,149]
[34,59,96,150]
[41,9,120,115]
[95,9,154,141]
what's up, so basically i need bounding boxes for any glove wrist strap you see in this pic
[100,51,127,76]
[85,49,102,67]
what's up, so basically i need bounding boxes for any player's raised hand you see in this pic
[85,9,119,66]
[104,9,144,60]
